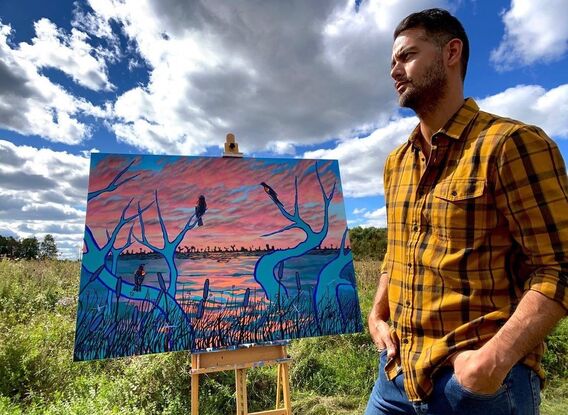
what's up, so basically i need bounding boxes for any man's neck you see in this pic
[417,93,464,159]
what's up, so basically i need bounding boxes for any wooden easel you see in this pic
[190,344,292,415]
[189,134,293,415]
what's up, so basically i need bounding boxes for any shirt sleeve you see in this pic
[494,125,568,311]
[380,153,392,275]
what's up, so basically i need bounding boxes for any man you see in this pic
[366,8,567,415]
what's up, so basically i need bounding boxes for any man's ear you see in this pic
[445,38,463,69]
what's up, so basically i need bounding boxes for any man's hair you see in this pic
[394,8,469,80]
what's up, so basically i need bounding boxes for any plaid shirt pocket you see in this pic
[430,178,493,242]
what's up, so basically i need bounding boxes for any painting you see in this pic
[74,153,362,361]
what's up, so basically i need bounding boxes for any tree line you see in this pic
[348,227,387,260]
[0,228,385,262]
[0,234,58,260]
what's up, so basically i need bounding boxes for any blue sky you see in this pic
[1,0,567,258]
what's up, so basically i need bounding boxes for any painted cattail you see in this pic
[243,288,251,309]
[203,279,210,300]
[89,264,105,283]
[295,271,301,291]
[277,262,284,281]
[197,299,205,319]
[115,277,122,299]
[157,272,166,292]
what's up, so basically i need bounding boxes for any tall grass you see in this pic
[0,259,566,414]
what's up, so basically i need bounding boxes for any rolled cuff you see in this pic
[524,272,568,312]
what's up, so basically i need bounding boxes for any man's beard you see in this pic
[399,56,447,115]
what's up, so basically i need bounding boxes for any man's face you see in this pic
[390,28,447,112]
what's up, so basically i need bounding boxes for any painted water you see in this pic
[112,251,341,303]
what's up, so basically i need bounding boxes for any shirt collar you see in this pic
[407,98,480,146]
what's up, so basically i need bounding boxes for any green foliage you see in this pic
[40,234,59,260]
[0,233,57,260]
[348,227,387,261]
[0,259,566,415]
[542,318,568,380]
[0,236,19,258]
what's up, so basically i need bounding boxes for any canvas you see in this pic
[74,153,362,361]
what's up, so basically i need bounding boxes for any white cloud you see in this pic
[303,116,417,197]
[83,0,446,155]
[361,206,387,228]
[18,18,114,91]
[350,206,387,228]
[491,0,568,70]
[0,139,90,258]
[477,84,568,138]
[0,23,110,144]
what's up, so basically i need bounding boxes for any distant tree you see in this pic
[40,234,58,259]
[0,235,20,258]
[348,227,387,260]
[18,237,39,260]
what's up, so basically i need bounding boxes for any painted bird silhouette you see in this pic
[195,195,207,226]
[260,182,282,206]
[134,264,146,292]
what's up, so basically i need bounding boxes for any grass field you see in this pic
[0,259,566,414]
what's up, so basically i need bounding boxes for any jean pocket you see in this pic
[449,374,508,400]
[443,374,512,415]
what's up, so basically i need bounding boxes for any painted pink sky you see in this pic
[86,154,350,252]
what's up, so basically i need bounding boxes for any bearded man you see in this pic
[365,8,567,415]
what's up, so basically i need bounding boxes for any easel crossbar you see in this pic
[190,357,292,374]
[191,345,288,372]
[190,345,292,415]
[248,409,288,415]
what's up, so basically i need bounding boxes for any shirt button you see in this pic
[451,190,457,196]
[402,338,409,344]
[418,190,425,197]
[407,263,412,268]
[413,225,418,232]
[405,300,411,306]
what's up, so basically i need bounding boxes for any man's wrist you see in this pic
[475,343,517,379]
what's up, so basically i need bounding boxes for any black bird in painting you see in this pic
[195,195,207,226]
[134,264,146,292]
[260,182,282,206]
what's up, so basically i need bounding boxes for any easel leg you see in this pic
[276,364,282,408]
[235,368,248,415]
[281,363,292,414]
[191,354,199,415]
[191,372,199,415]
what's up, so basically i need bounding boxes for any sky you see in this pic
[86,154,347,251]
[0,0,567,259]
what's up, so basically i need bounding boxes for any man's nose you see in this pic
[390,61,403,80]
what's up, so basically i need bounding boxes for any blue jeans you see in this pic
[364,350,541,415]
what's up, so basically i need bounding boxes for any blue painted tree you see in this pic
[254,162,335,302]
[106,225,134,275]
[87,159,140,201]
[76,160,204,359]
[80,200,189,327]
[133,189,203,298]
[313,227,359,332]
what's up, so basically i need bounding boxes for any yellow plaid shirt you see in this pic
[381,98,568,402]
